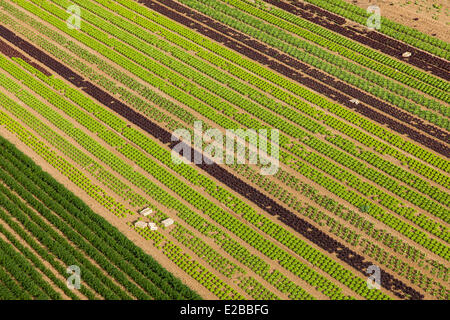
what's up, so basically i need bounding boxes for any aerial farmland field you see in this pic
[0,0,447,307]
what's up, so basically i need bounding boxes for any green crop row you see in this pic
[169,224,280,300]
[0,61,342,299]
[7,50,338,299]
[0,172,133,300]
[138,206,315,300]
[0,103,130,218]
[231,163,449,299]
[0,163,179,300]
[0,153,98,300]
[129,221,245,300]
[0,265,31,299]
[0,236,53,299]
[0,89,280,299]
[1,141,201,300]
[1,67,149,210]
[132,215,314,300]
[0,221,80,300]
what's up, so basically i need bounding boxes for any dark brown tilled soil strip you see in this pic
[0,24,424,300]
[269,0,450,79]
[140,0,449,157]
